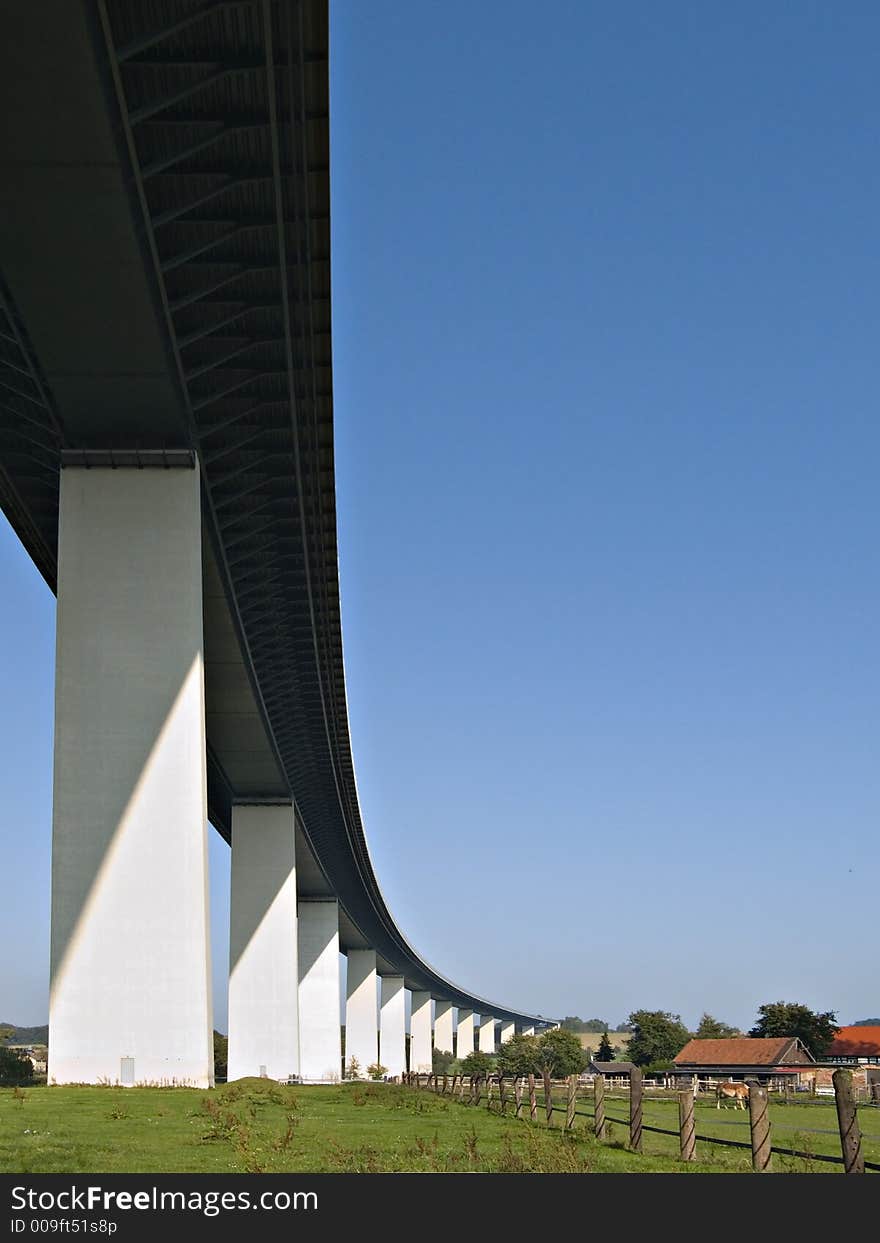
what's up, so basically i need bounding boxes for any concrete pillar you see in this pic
[345,949,378,1077]
[457,1009,475,1059]
[48,464,213,1087]
[298,899,341,1081]
[227,804,299,1082]
[379,976,405,1078]
[500,1021,516,1046]
[479,1015,497,1054]
[434,1000,454,1054]
[522,1026,535,1037]
[410,991,432,1072]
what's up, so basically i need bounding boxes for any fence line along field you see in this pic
[406,1067,879,1174]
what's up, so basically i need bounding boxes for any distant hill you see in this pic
[1,1023,48,1046]
[853,1018,880,1027]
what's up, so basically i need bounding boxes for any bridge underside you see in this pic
[0,0,553,1084]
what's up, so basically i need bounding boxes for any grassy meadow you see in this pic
[2,1079,877,1173]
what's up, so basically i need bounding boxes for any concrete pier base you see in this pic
[227,804,299,1082]
[434,1000,454,1055]
[48,465,213,1087]
[457,1009,475,1059]
[500,1021,516,1046]
[298,899,341,1081]
[479,1015,497,1054]
[345,949,378,1076]
[410,991,432,1073]
[379,976,406,1078]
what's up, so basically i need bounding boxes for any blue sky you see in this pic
[1,1,878,1034]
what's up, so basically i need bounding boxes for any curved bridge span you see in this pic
[0,0,555,1085]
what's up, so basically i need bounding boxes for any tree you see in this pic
[460,1050,495,1078]
[561,1016,608,1034]
[854,1018,880,1027]
[497,1033,541,1077]
[0,1046,33,1085]
[212,1031,228,1080]
[695,1013,741,1040]
[366,1062,387,1081]
[595,1031,615,1062]
[345,1054,362,1080]
[432,1047,456,1075]
[535,1029,589,1078]
[626,1010,691,1067]
[749,1002,839,1059]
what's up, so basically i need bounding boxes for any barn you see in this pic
[672,1037,815,1089]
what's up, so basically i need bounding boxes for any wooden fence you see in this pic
[401,1067,878,1174]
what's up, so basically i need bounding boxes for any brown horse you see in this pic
[715,1081,749,1110]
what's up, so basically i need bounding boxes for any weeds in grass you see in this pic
[107,1106,129,1120]
[782,1132,820,1174]
[12,1087,27,1108]
[325,1141,383,1173]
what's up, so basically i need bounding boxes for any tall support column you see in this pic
[410,991,433,1072]
[48,464,213,1087]
[379,976,406,1078]
[345,950,378,1076]
[457,1009,475,1059]
[298,899,341,1081]
[434,1000,454,1054]
[500,1021,516,1046]
[227,804,299,1082]
[522,1026,535,1037]
[479,1015,497,1054]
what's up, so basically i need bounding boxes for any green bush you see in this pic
[0,1048,34,1086]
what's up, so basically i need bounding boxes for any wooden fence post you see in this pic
[486,1076,494,1110]
[474,1076,482,1108]
[498,1076,507,1116]
[747,1082,772,1173]
[543,1070,554,1126]
[566,1075,577,1130]
[528,1073,538,1122]
[629,1067,643,1153]
[514,1077,524,1119]
[833,1069,864,1174]
[442,1074,448,1095]
[457,1075,465,1101]
[678,1087,695,1162]
[594,1073,606,1140]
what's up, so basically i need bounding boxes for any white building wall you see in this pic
[345,949,378,1075]
[379,976,406,1078]
[297,899,341,1081]
[227,804,299,1082]
[48,466,213,1087]
[410,991,433,1072]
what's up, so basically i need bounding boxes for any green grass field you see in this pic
[3,1080,877,1173]
[550,1088,880,1173]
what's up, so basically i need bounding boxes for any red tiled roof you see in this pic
[827,1026,880,1057]
[674,1038,801,1066]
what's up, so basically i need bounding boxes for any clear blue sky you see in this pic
[1,1,878,1035]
